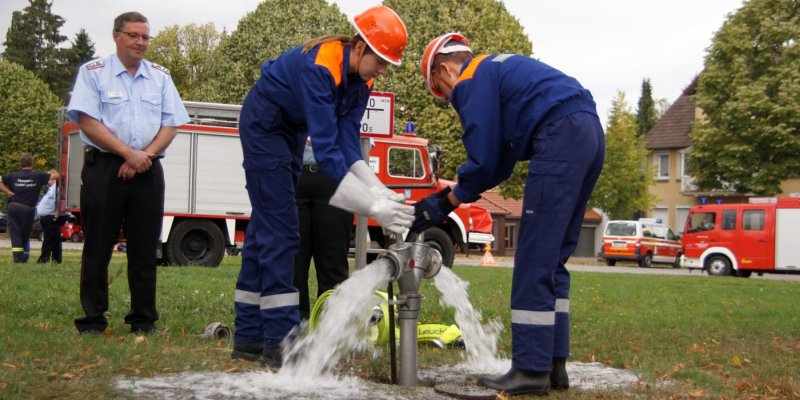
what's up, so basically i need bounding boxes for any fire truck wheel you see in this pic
[418,226,455,268]
[604,258,617,266]
[706,255,732,276]
[672,253,682,269]
[638,252,652,268]
[165,219,225,267]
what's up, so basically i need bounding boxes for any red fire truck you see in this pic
[680,197,800,277]
[58,100,494,267]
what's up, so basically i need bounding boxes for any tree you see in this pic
[147,23,223,101]
[203,0,350,103]
[0,61,62,209]
[382,0,532,198]
[62,29,96,91]
[689,0,800,196]
[636,78,657,137]
[589,92,653,220]
[2,0,71,101]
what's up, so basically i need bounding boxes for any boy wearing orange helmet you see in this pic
[415,33,605,395]
[233,6,412,368]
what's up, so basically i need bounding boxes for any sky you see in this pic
[0,0,744,126]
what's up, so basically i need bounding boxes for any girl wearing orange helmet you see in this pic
[232,6,412,368]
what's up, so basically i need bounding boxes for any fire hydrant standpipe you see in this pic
[376,233,443,386]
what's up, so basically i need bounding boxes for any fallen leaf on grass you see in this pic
[131,354,142,363]
[704,363,722,370]
[736,380,753,392]
[3,363,17,369]
[688,389,705,398]
[135,336,147,344]
[0,382,7,390]
[731,355,743,368]
[34,322,50,330]
[496,391,510,400]
[671,363,686,373]
[225,367,240,373]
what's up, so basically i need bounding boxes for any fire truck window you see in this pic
[743,209,765,230]
[388,147,425,179]
[722,210,737,230]
[688,212,716,233]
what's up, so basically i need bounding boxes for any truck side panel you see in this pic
[163,133,192,213]
[776,208,800,271]
[193,132,250,216]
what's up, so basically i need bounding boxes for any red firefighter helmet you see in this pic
[421,32,472,99]
[351,6,408,66]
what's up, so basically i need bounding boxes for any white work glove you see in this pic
[350,160,406,202]
[330,171,414,234]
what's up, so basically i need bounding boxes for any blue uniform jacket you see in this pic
[241,41,372,182]
[67,54,189,152]
[450,54,598,203]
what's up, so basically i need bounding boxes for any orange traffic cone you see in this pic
[480,244,496,266]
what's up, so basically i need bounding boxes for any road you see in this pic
[2,238,798,282]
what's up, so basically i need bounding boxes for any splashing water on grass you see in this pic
[433,267,505,372]
[279,262,392,379]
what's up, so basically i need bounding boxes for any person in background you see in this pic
[232,5,412,368]
[416,33,605,395]
[293,139,353,321]
[36,179,69,264]
[0,155,58,263]
[66,11,190,335]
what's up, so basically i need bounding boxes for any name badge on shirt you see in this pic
[107,91,123,99]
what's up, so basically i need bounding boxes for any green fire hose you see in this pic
[309,289,462,348]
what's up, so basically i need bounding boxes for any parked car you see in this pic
[61,215,83,242]
[599,218,683,268]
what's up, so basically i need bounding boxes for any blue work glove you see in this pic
[411,187,457,233]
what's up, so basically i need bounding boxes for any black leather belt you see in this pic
[302,164,319,172]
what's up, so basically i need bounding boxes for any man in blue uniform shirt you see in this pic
[67,11,189,335]
[0,155,59,263]
[416,33,605,395]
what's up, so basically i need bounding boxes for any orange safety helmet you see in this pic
[351,6,408,66]
[421,32,472,100]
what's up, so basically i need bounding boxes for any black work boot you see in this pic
[261,347,282,368]
[231,342,262,362]
[477,368,550,396]
[551,357,569,390]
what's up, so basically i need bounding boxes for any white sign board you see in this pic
[360,91,394,138]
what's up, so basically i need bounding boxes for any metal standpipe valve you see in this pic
[374,237,443,386]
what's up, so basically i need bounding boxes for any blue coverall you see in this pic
[449,54,605,372]
[235,41,372,351]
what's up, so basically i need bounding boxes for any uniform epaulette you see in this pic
[85,60,105,70]
[151,62,171,75]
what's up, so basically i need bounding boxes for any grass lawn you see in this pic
[0,248,798,399]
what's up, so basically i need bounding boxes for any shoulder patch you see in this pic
[85,60,105,70]
[151,62,171,75]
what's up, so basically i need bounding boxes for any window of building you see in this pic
[655,153,669,180]
[743,210,765,231]
[679,150,691,179]
[387,147,425,179]
[504,223,517,250]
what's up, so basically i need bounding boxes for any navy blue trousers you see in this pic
[511,112,605,372]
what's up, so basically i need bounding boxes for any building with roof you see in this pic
[474,191,602,257]
[644,77,800,234]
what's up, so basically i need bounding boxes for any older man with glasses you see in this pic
[66,11,189,336]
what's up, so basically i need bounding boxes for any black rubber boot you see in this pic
[476,368,550,396]
[261,347,282,368]
[231,342,262,362]
[551,357,569,390]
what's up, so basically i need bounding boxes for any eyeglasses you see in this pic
[116,31,152,42]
